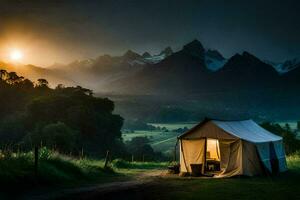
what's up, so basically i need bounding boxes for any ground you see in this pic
[13,155,300,200]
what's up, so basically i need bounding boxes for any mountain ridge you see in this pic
[0,39,299,95]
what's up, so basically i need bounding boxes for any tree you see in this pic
[75,86,93,96]
[261,122,300,154]
[0,69,7,81]
[19,79,34,89]
[28,122,77,152]
[26,87,124,155]
[7,72,23,84]
[36,78,49,88]
[0,113,26,144]
[125,137,165,161]
[55,84,65,90]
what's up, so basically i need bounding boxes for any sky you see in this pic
[0,0,299,66]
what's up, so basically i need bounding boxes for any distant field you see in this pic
[276,121,298,130]
[122,123,197,155]
[148,122,196,130]
[122,130,179,155]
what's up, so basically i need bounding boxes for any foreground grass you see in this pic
[156,153,300,200]
[0,149,121,192]
[0,148,167,193]
[2,148,300,200]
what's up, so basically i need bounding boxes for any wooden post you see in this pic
[34,146,39,176]
[17,144,20,155]
[131,154,134,162]
[81,148,84,159]
[104,150,110,169]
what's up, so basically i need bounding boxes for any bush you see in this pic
[39,147,53,160]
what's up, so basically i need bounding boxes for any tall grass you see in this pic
[0,148,115,190]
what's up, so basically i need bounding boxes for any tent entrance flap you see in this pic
[205,139,221,172]
[179,138,205,173]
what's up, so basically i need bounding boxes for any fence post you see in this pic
[131,154,134,162]
[104,150,110,169]
[81,148,84,159]
[34,146,39,176]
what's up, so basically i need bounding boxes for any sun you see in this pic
[10,50,23,61]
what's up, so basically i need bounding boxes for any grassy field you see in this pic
[150,153,300,200]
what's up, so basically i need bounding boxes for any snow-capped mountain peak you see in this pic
[204,49,226,71]
[265,57,300,74]
[143,47,174,64]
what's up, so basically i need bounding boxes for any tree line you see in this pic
[0,69,125,157]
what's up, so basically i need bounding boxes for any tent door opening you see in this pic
[205,138,221,174]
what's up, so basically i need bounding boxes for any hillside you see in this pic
[0,61,75,87]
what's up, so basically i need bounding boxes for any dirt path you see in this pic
[21,170,167,200]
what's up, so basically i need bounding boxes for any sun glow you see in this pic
[10,49,23,61]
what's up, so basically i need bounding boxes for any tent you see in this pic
[178,119,287,177]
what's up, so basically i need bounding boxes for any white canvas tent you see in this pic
[178,119,287,177]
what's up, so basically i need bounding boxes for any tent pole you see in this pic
[204,137,207,174]
[174,139,178,162]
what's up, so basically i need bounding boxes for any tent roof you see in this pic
[179,119,282,143]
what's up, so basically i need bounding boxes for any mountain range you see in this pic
[1,39,300,96]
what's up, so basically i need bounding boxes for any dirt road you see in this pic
[22,170,168,200]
